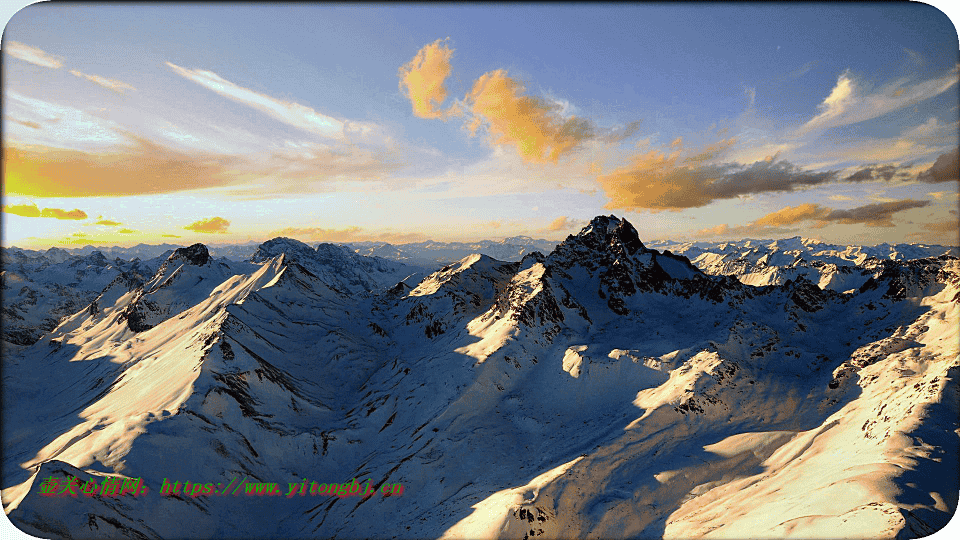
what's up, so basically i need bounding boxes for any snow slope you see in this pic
[2,216,957,539]
[1,249,164,349]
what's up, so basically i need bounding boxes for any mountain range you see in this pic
[1,215,957,539]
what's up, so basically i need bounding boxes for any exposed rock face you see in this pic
[171,243,210,267]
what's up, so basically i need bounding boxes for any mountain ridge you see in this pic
[2,216,957,539]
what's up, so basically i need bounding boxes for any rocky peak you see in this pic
[168,243,210,266]
[549,215,647,271]
[574,215,645,255]
[87,250,108,266]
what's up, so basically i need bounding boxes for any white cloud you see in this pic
[4,41,63,68]
[796,67,958,136]
[69,70,136,93]
[166,62,345,139]
[5,92,124,147]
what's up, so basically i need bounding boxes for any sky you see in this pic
[2,3,959,250]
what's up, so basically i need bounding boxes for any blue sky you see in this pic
[2,3,958,249]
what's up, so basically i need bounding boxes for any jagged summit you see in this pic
[553,215,647,264]
[168,243,210,266]
[250,237,421,294]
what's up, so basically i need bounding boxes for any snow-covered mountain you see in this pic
[646,237,958,290]
[2,216,957,539]
[5,236,557,267]
[1,248,164,349]
[251,237,427,294]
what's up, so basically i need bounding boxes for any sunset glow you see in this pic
[3,4,958,249]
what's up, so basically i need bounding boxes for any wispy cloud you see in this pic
[69,70,136,93]
[398,38,460,120]
[2,203,88,220]
[264,141,401,182]
[95,216,122,226]
[5,92,124,146]
[7,117,42,129]
[597,121,644,144]
[790,117,957,169]
[4,41,63,68]
[184,216,230,234]
[796,67,958,136]
[166,62,345,139]
[788,60,817,79]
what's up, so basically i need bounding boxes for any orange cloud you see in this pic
[398,41,642,165]
[40,208,88,220]
[599,140,835,211]
[753,203,830,227]
[696,199,932,238]
[3,135,242,197]
[184,216,230,234]
[69,70,136,93]
[465,69,593,163]
[8,118,42,129]
[2,203,41,217]
[399,38,460,120]
[5,130,410,198]
[2,203,87,220]
[118,228,136,234]
[546,216,572,231]
[908,219,960,244]
[694,224,732,237]
[95,217,122,226]
[162,234,182,238]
